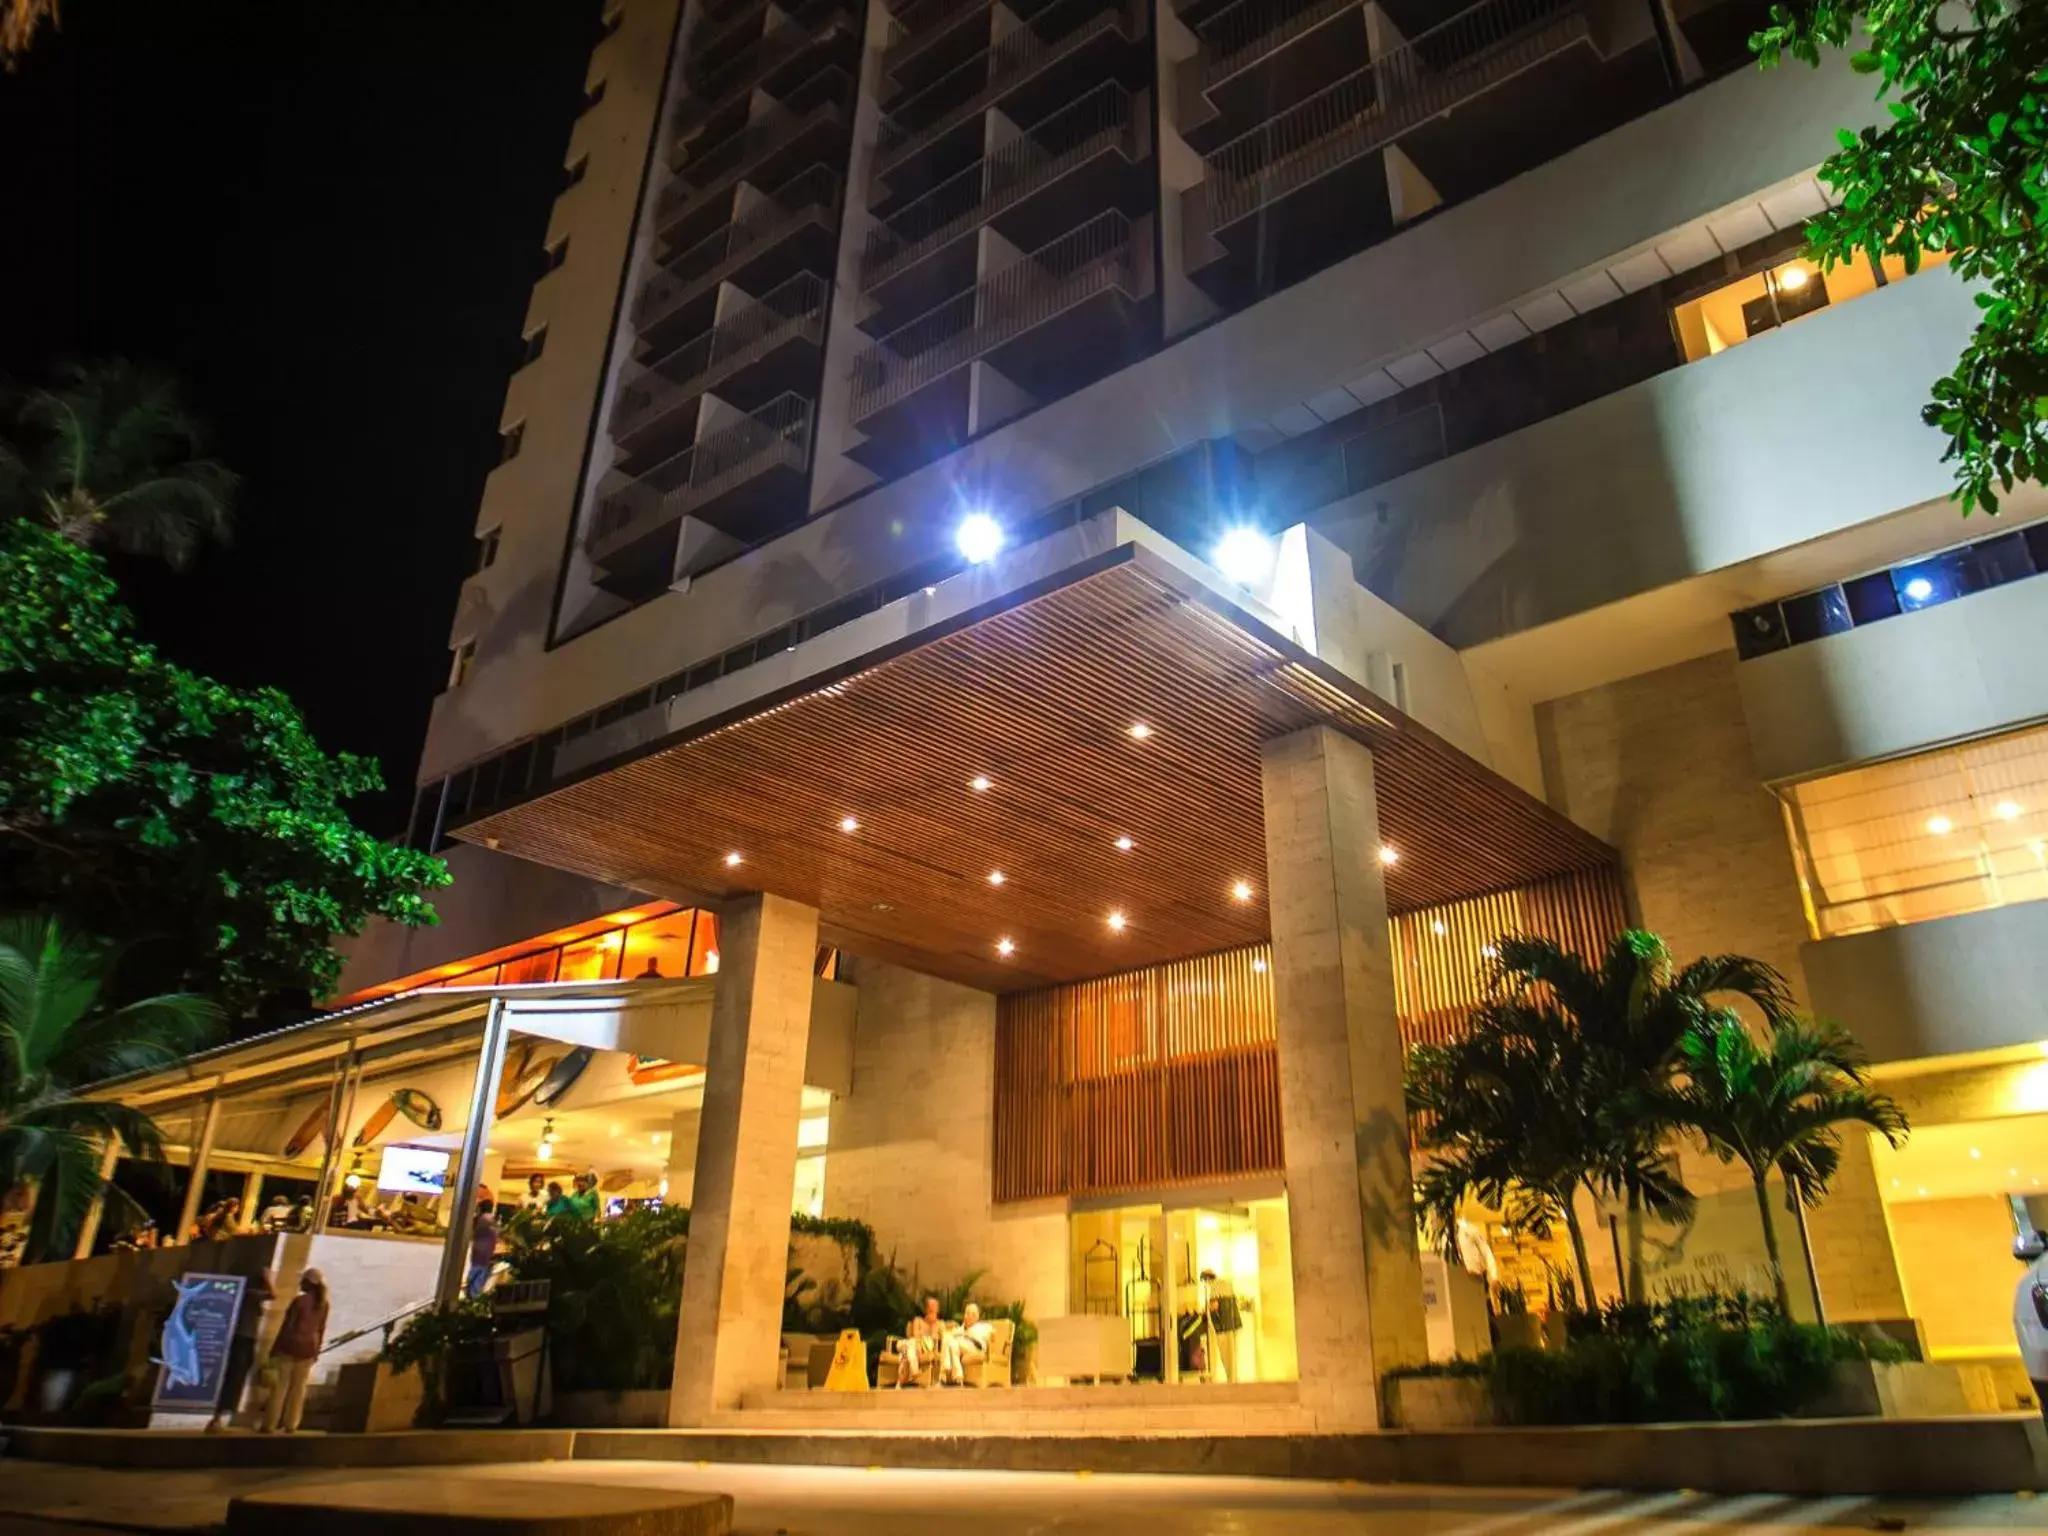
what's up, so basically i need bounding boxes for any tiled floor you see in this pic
[4,1458,2048,1534]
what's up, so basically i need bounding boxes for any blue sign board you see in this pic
[151,1271,246,1413]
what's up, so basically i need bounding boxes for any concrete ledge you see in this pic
[2,1426,577,1470]
[223,1477,730,1536]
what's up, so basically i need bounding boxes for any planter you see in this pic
[1802,1360,2001,1419]
[553,1388,669,1427]
[1385,1375,1496,1429]
[1540,1313,1570,1351]
[1495,1314,1541,1352]
[328,1360,428,1433]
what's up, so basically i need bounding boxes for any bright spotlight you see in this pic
[956,512,1005,564]
[1211,526,1275,586]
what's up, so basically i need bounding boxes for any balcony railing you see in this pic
[588,392,815,563]
[637,167,841,333]
[657,77,850,229]
[672,0,853,137]
[1196,0,1359,91]
[850,209,1141,423]
[614,271,828,441]
[870,0,1141,182]
[1202,0,1585,228]
[880,0,990,80]
[862,81,1133,291]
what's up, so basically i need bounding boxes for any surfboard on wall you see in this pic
[282,1104,329,1159]
[493,1042,536,1118]
[496,1051,560,1121]
[352,1096,399,1148]
[391,1088,443,1131]
[530,1047,594,1109]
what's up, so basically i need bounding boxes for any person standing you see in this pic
[563,1172,601,1221]
[2014,1231,2048,1424]
[259,1269,330,1434]
[521,1173,548,1211]
[467,1199,500,1298]
[206,1269,275,1432]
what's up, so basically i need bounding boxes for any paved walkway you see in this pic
[3,1458,2048,1533]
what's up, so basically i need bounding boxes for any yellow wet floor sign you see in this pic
[823,1328,869,1392]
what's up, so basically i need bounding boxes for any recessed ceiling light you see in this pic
[1127,722,1152,740]
[1231,880,1253,902]
[1251,957,1267,974]
[1106,910,1127,932]
[1431,920,1447,936]
[723,851,743,867]
[1378,845,1399,865]
[1925,815,1953,836]
[1997,800,2023,821]
[995,937,1014,957]
[1970,1147,1982,1158]
[970,775,993,792]
[987,870,1006,886]
[1481,944,1498,959]
[1778,263,1810,291]
[839,816,860,833]
[1114,836,1134,852]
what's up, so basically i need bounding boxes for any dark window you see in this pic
[499,422,525,463]
[1781,586,1852,645]
[502,739,538,796]
[582,79,607,112]
[522,326,548,366]
[563,155,589,190]
[1893,549,1978,611]
[1968,530,2035,589]
[1843,571,1902,626]
[684,659,720,691]
[655,672,688,704]
[757,622,795,655]
[476,527,501,571]
[1343,407,1447,494]
[1731,603,1789,660]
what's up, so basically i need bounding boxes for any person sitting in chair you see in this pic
[951,1301,995,1384]
[897,1296,948,1387]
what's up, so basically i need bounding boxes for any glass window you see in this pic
[1785,720,2048,938]
[1674,252,1887,364]
[498,949,560,986]
[690,912,721,976]
[556,930,623,982]
[621,913,698,981]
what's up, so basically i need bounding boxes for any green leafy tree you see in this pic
[1,361,238,570]
[1754,0,2048,512]
[1658,1015,1908,1313]
[0,520,448,1015]
[0,915,220,1262]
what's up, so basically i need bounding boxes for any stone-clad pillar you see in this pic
[1261,725,1427,1428]
[668,892,820,1424]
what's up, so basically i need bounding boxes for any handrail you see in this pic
[321,1296,433,1356]
[1196,0,1359,91]
[658,76,850,229]
[871,0,1140,180]
[589,392,815,559]
[673,0,854,135]
[638,166,841,331]
[880,0,989,79]
[615,271,828,440]
[1203,0,1583,227]
[862,82,1132,289]
[850,209,1140,422]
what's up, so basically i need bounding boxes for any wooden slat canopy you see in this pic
[458,546,1616,992]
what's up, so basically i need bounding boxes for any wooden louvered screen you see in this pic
[993,866,1627,1205]
[1390,866,1629,1053]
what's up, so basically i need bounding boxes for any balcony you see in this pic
[670,0,857,140]
[870,0,1145,190]
[859,81,1143,325]
[635,167,841,349]
[849,208,1151,439]
[879,0,994,102]
[656,76,852,238]
[1199,0,1591,234]
[586,392,815,585]
[612,271,828,460]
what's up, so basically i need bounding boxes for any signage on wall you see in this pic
[151,1272,247,1413]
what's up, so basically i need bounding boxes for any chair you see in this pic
[878,1333,938,1388]
[960,1318,1015,1388]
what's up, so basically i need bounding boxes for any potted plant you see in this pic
[1385,1361,1496,1428]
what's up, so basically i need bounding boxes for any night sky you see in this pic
[0,0,601,834]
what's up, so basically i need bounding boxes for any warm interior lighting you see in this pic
[1926,814,1954,836]
[955,512,1005,564]
[723,851,743,866]
[1251,957,1267,974]
[1231,880,1254,902]
[969,775,993,792]
[1778,263,1810,291]
[995,937,1015,956]
[1106,910,1127,932]
[1378,845,1399,865]
[1481,944,1499,958]
[705,949,721,973]
[1114,835,1135,852]
[1431,920,1447,936]
[988,870,1006,886]
[1211,527,1276,587]
[1997,800,2024,821]
[1127,722,1153,740]
[1904,577,1935,602]
[839,815,860,833]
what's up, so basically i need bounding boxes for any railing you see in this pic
[657,76,849,228]
[614,271,828,440]
[638,167,841,332]
[673,0,853,136]
[880,0,990,79]
[686,0,777,88]
[1196,0,1360,91]
[589,392,815,561]
[871,0,1140,181]
[850,209,1141,422]
[862,82,1132,290]
[1203,0,1584,227]
[321,1297,434,1357]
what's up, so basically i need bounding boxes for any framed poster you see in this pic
[150,1271,246,1413]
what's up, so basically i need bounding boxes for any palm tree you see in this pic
[1486,931,1799,1301]
[0,916,220,1262]
[0,361,238,569]
[1,0,57,71]
[1658,1014,1907,1313]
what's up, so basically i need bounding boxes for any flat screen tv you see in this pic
[376,1144,452,1196]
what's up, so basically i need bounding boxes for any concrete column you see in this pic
[1260,725,1427,1428]
[668,893,820,1424]
[436,998,511,1309]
